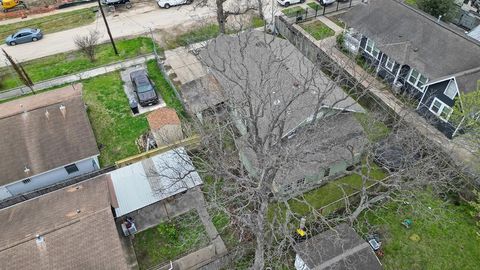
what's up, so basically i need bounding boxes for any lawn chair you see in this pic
[401,219,413,229]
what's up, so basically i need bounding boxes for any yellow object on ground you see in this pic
[296,228,306,237]
[2,0,26,11]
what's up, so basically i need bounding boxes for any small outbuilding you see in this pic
[294,224,383,270]
[147,108,183,146]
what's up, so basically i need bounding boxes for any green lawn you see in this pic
[166,24,220,49]
[0,37,154,92]
[357,191,480,270]
[355,113,391,142]
[146,60,187,118]
[307,2,321,10]
[82,72,149,166]
[268,162,387,224]
[300,20,335,40]
[404,0,417,7]
[133,210,210,270]
[282,6,306,18]
[0,8,96,40]
[328,16,346,29]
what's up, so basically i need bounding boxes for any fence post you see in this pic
[336,0,339,11]
[349,0,352,8]
[315,5,318,17]
[323,5,326,15]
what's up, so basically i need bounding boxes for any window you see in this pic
[429,98,453,121]
[365,39,380,59]
[64,164,79,174]
[22,178,31,184]
[444,80,457,99]
[407,69,428,91]
[324,168,330,177]
[384,57,395,72]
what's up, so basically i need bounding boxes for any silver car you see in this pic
[5,28,43,46]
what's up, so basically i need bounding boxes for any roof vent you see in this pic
[24,165,30,174]
[76,209,81,214]
[45,109,50,119]
[413,47,419,52]
[59,104,66,118]
[35,235,44,245]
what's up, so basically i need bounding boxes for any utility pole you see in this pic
[2,49,35,94]
[97,0,118,55]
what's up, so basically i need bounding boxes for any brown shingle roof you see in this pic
[147,107,181,130]
[0,175,129,270]
[0,84,99,185]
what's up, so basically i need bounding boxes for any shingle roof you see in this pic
[294,223,382,270]
[179,74,227,115]
[340,0,480,80]
[147,107,181,130]
[0,84,99,185]
[0,175,128,270]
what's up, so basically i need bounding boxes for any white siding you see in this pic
[4,157,99,196]
[294,254,311,270]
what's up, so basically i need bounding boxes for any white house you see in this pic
[0,85,100,200]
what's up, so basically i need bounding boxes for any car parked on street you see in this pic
[130,70,159,107]
[276,0,304,7]
[317,0,336,6]
[5,28,43,46]
[157,0,192,9]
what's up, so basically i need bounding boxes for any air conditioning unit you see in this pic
[392,82,403,94]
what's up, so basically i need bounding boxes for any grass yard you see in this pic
[82,72,149,166]
[357,191,480,270]
[282,6,306,18]
[0,8,96,40]
[307,2,321,10]
[300,20,335,40]
[146,60,187,118]
[133,210,210,270]
[0,37,154,91]
[355,113,391,142]
[404,0,417,7]
[166,24,220,49]
[327,16,346,29]
[268,162,387,224]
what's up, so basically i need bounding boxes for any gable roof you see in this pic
[340,0,480,81]
[294,223,382,270]
[0,85,99,185]
[0,175,128,270]
[199,31,364,139]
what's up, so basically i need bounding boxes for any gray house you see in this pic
[0,85,100,200]
[199,31,366,199]
[294,224,382,270]
[340,0,480,138]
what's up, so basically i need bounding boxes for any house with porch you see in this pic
[198,31,367,199]
[340,0,480,138]
[0,84,100,200]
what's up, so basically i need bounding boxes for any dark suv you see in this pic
[130,70,159,107]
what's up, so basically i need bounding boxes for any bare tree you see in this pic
[74,30,101,62]
[156,28,470,268]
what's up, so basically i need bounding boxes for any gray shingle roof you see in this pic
[294,223,383,270]
[340,0,480,80]
[0,85,99,185]
[0,175,128,270]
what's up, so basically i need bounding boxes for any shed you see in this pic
[147,108,183,146]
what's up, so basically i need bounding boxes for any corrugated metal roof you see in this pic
[109,147,202,216]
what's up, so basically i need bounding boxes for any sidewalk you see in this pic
[0,53,156,100]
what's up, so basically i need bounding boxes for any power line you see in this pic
[97,0,118,55]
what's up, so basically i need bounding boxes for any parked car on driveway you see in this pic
[276,0,304,7]
[130,69,159,107]
[5,28,42,46]
[157,0,192,9]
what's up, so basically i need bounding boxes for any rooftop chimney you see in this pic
[59,104,66,118]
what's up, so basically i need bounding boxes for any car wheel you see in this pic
[9,41,16,46]
[187,0,193,4]
[32,37,38,42]
[164,3,170,8]
[284,2,290,7]
[125,2,132,8]
[300,0,305,3]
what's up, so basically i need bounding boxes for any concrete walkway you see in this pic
[0,53,156,100]
[317,16,343,34]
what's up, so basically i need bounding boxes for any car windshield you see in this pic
[137,83,153,93]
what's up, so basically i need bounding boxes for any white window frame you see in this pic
[364,39,380,59]
[443,79,458,100]
[407,69,428,92]
[429,97,452,122]
[384,57,395,72]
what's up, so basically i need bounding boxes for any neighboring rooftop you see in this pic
[109,147,203,217]
[198,31,364,138]
[294,223,383,270]
[0,84,99,185]
[340,0,480,81]
[180,74,227,115]
[0,175,128,270]
[147,107,181,130]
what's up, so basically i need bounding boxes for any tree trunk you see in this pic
[257,0,264,20]
[252,198,268,269]
[216,0,226,34]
